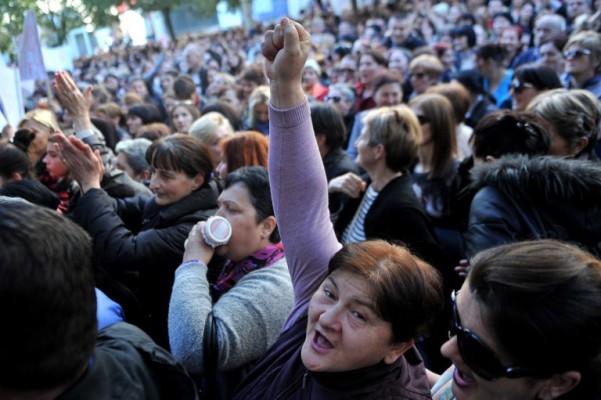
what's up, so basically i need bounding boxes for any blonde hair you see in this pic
[409,54,444,79]
[18,109,60,132]
[564,30,601,74]
[362,105,421,172]
[248,86,270,128]
[189,112,234,146]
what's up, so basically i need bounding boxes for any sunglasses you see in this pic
[450,290,545,381]
[325,95,342,103]
[416,115,430,125]
[410,72,427,80]
[563,48,592,60]
[509,81,535,94]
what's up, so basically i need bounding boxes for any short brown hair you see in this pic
[329,240,444,342]
[136,123,171,142]
[362,105,421,172]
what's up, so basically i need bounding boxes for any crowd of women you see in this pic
[1,0,601,398]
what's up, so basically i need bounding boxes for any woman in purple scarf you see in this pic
[169,166,293,399]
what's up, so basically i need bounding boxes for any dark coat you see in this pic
[466,155,601,258]
[334,173,445,269]
[71,183,219,347]
[58,322,197,400]
[323,147,360,221]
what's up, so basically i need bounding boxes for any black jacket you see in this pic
[466,155,601,258]
[71,183,219,347]
[334,173,450,280]
[323,147,360,221]
[58,322,197,400]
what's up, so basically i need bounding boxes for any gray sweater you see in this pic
[168,257,293,374]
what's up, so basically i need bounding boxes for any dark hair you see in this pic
[201,102,243,131]
[468,240,601,397]
[146,134,213,182]
[328,240,444,342]
[409,93,458,179]
[0,179,60,209]
[0,201,96,390]
[492,11,514,25]
[173,76,197,101]
[450,25,477,48]
[91,117,120,152]
[0,143,30,181]
[360,49,388,67]
[453,69,486,95]
[513,63,562,91]
[127,103,163,125]
[12,128,36,154]
[476,44,506,63]
[372,73,402,95]
[239,64,268,86]
[310,102,347,150]
[224,166,280,243]
[472,110,551,158]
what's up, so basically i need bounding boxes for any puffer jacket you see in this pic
[465,155,601,258]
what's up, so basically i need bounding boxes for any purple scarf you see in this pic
[211,242,285,300]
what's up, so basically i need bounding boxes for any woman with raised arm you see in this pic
[232,18,445,399]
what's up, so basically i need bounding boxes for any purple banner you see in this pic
[18,11,47,81]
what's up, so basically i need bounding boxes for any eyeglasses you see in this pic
[416,114,430,125]
[410,72,427,80]
[509,81,535,94]
[449,290,546,381]
[563,48,592,60]
[325,95,342,103]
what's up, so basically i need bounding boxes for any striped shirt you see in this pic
[341,184,379,244]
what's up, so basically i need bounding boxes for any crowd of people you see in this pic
[2,0,601,398]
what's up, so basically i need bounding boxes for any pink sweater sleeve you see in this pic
[268,100,343,330]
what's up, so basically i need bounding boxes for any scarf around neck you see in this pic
[211,242,285,300]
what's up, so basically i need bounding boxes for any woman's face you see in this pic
[411,105,432,145]
[42,143,69,179]
[538,42,565,74]
[149,167,200,206]
[440,282,554,400]
[565,44,595,78]
[358,54,384,86]
[301,268,407,372]
[127,115,144,135]
[20,120,51,162]
[215,182,270,262]
[355,128,379,169]
[510,79,540,112]
[218,89,242,115]
[303,67,319,88]
[253,103,269,124]
[441,48,456,69]
[172,106,194,133]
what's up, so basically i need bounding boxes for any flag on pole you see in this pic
[18,11,47,81]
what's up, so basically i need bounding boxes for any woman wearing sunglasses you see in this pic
[232,18,446,399]
[564,30,601,100]
[509,64,562,112]
[432,240,601,399]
